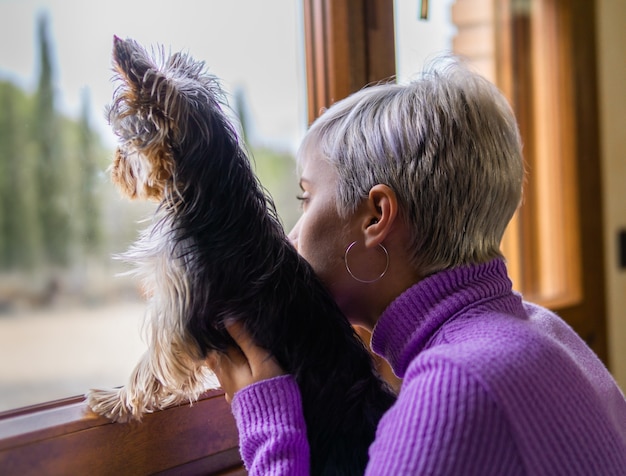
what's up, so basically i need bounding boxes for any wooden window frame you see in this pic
[303,0,396,124]
[307,0,607,362]
[0,390,244,475]
[453,0,607,361]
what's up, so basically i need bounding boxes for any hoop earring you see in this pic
[344,241,389,284]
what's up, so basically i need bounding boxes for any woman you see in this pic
[213,58,626,475]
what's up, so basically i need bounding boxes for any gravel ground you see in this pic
[0,301,147,412]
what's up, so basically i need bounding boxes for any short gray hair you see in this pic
[297,57,524,276]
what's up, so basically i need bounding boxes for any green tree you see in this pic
[234,86,250,146]
[76,88,101,253]
[0,81,41,270]
[33,13,70,266]
[0,82,18,268]
[232,86,299,230]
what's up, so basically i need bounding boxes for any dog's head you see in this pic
[107,36,227,202]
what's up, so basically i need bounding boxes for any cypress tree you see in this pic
[0,82,40,270]
[77,88,101,253]
[0,83,13,268]
[234,86,251,146]
[33,13,70,266]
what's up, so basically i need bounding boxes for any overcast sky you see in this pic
[0,0,454,152]
[0,0,306,151]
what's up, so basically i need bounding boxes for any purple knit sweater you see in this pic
[232,259,626,475]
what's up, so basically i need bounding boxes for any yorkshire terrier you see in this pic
[87,37,396,475]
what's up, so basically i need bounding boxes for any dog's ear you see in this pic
[112,36,154,90]
[107,36,176,202]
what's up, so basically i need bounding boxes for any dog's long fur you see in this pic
[87,37,396,475]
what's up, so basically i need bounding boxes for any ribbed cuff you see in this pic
[232,375,304,432]
[231,375,310,475]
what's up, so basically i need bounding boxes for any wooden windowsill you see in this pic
[0,389,245,475]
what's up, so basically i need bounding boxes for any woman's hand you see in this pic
[209,321,286,403]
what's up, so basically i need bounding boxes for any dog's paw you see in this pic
[86,388,143,423]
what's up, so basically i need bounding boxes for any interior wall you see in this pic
[597,0,626,390]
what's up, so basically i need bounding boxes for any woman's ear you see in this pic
[362,184,398,248]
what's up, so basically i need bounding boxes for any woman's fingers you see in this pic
[207,347,248,403]
[227,321,285,381]
[208,321,286,403]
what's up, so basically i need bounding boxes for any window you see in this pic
[303,0,607,361]
[452,0,581,308]
[0,0,306,412]
[451,0,606,358]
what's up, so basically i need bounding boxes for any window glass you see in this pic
[0,0,305,412]
[394,0,457,82]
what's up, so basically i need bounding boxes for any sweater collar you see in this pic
[371,259,518,377]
